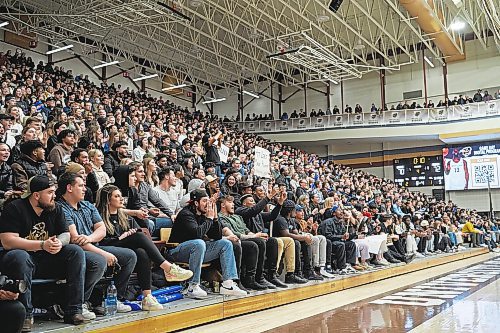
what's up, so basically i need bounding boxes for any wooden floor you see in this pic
[34,248,488,333]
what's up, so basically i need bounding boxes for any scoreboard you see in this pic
[393,156,444,187]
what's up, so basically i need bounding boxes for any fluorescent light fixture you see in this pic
[162,83,188,91]
[243,90,260,98]
[0,22,9,28]
[202,98,226,104]
[449,20,465,31]
[132,73,158,82]
[46,44,74,55]
[423,56,435,68]
[92,60,120,69]
[329,79,339,85]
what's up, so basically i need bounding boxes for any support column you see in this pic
[422,49,428,105]
[443,62,449,101]
[238,86,244,120]
[140,68,146,92]
[327,81,331,111]
[47,45,53,64]
[303,83,308,116]
[340,80,344,113]
[379,55,386,109]
[270,81,274,119]
[191,85,196,109]
[101,54,107,81]
[278,83,283,118]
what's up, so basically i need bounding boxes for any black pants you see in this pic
[239,238,266,280]
[393,239,406,256]
[293,240,312,274]
[417,237,428,253]
[0,300,25,333]
[264,237,279,272]
[330,240,356,269]
[385,244,406,262]
[103,232,166,291]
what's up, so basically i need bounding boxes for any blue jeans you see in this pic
[0,244,86,317]
[89,246,137,299]
[448,232,458,246]
[152,217,173,238]
[169,239,238,284]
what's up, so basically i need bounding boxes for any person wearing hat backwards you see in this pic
[0,175,90,330]
[168,188,247,298]
[11,140,52,191]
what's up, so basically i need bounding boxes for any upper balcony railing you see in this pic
[230,100,500,134]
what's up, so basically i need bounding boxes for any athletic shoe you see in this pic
[336,268,349,275]
[285,273,308,284]
[82,303,96,320]
[415,252,425,258]
[379,259,391,266]
[117,301,132,313]
[141,294,164,311]
[320,268,336,278]
[220,281,247,296]
[165,264,193,282]
[480,244,489,248]
[360,262,373,270]
[187,283,208,299]
[435,250,442,254]
[458,245,466,250]
[370,260,383,267]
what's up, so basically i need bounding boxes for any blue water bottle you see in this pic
[105,281,118,316]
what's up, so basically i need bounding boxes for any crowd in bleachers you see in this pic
[230,88,500,122]
[0,48,499,333]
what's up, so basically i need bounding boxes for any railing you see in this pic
[230,100,500,134]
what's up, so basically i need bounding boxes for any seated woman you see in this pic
[95,184,193,311]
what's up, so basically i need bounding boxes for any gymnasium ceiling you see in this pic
[0,0,499,96]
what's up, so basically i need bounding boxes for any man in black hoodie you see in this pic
[103,141,129,178]
[169,189,247,299]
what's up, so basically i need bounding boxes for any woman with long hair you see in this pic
[143,157,159,187]
[88,149,111,187]
[96,184,193,310]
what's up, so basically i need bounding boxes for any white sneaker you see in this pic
[480,244,489,248]
[82,303,96,320]
[379,259,391,266]
[117,301,132,313]
[320,268,335,278]
[165,264,194,282]
[187,283,208,299]
[415,252,425,258]
[141,294,163,311]
[220,281,247,297]
[458,245,466,251]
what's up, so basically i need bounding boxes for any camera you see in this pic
[0,274,27,294]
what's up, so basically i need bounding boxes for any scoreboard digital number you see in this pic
[393,156,444,187]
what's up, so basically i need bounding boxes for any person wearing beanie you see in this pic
[11,140,52,191]
[273,199,322,282]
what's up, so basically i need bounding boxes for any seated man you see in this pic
[319,206,357,274]
[168,189,246,298]
[236,189,305,285]
[273,200,322,281]
[218,195,276,290]
[11,140,52,191]
[57,172,136,314]
[153,167,181,220]
[0,175,90,331]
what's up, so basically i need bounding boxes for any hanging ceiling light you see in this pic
[132,73,158,82]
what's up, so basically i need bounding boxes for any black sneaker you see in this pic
[268,276,288,288]
[257,277,277,289]
[285,274,308,284]
[305,271,324,281]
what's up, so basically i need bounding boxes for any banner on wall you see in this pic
[254,146,271,178]
[443,143,500,191]
[218,144,230,163]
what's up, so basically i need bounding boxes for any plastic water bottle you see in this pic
[105,281,118,316]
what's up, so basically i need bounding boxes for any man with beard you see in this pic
[103,141,129,178]
[0,176,89,330]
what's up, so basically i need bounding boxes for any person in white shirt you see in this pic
[8,106,24,137]
[153,167,181,217]
[132,137,149,162]
[0,113,16,148]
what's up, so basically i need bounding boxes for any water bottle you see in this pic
[105,281,118,316]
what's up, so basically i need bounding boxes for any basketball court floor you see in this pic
[181,253,500,333]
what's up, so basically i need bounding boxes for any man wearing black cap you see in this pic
[11,140,52,191]
[169,189,246,298]
[103,140,129,178]
[0,113,16,148]
[235,188,299,286]
[0,175,89,329]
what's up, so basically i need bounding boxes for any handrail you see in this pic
[229,101,500,134]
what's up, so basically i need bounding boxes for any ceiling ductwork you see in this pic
[399,0,466,62]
